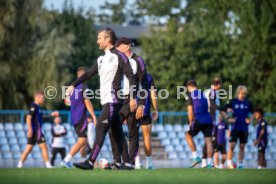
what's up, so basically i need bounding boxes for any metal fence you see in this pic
[0,110,275,125]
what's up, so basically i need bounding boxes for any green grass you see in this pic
[1,168,276,184]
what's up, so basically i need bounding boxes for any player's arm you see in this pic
[26,115,33,138]
[151,87,158,121]
[42,111,59,122]
[119,54,137,112]
[135,58,149,119]
[51,127,61,137]
[254,121,266,146]
[224,100,236,123]
[187,105,194,126]
[26,106,35,138]
[60,126,67,136]
[84,99,97,125]
[67,63,98,95]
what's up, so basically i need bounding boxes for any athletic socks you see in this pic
[201,159,207,167]
[135,156,141,169]
[145,156,153,169]
[17,160,23,168]
[192,152,198,159]
[64,154,72,162]
[207,158,213,166]
[45,161,53,168]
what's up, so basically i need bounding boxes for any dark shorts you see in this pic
[258,141,267,153]
[74,120,88,138]
[229,130,248,144]
[27,132,46,145]
[214,143,227,154]
[187,121,213,137]
[140,115,152,125]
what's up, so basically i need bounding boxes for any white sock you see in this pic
[201,159,207,167]
[207,158,213,165]
[45,161,52,168]
[145,156,153,169]
[64,154,72,162]
[135,156,141,169]
[227,160,232,165]
[17,160,23,168]
[192,152,198,159]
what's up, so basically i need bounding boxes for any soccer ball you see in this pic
[64,95,71,106]
[97,158,110,169]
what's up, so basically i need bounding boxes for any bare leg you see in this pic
[39,143,50,162]
[20,144,33,163]
[141,124,152,156]
[186,133,196,152]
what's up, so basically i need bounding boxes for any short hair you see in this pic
[34,90,44,96]
[77,67,87,74]
[185,80,197,87]
[236,85,248,96]
[254,108,264,116]
[212,77,222,86]
[98,28,117,45]
[115,37,134,47]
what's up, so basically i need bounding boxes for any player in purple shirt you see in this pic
[213,114,229,169]
[61,67,97,168]
[253,108,268,169]
[185,80,213,168]
[17,91,59,168]
[225,85,253,169]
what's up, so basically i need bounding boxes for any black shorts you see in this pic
[229,130,248,144]
[27,132,46,145]
[74,121,87,138]
[140,115,152,125]
[187,121,213,137]
[214,144,227,154]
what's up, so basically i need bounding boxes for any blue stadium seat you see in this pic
[248,125,254,133]
[101,151,111,159]
[183,124,189,132]
[43,123,52,131]
[158,131,167,139]
[66,131,74,138]
[268,125,273,134]
[1,145,10,152]
[33,145,40,152]
[174,124,183,132]
[155,124,164,132]
[164,124,173,132]
[165,145,174,152]
[68,137,75,145]
[179,152,188,160]
[0,123,4,130]
[3,152,12,160]
[4,123,13,131]
[161,139,170,146]
[14,123,24,131]
[8,137,18,145]
[101,145,108,151]
[177,132,184,139]
[168,152,178,160]
[12,151,21,159]
[0,130,5,138]
[168,132,176,138]
[24,124,28,131]
[175,145,184,152]
[171,138,180,146]
[64,123,71,131]
[32,151,42,160]
[16,131,26,138]
[0,137,8,144]
[6,130,16,138]
[18,138,27,145]
[11,144,20,152]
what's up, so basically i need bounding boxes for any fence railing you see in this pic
[0,110,275,125]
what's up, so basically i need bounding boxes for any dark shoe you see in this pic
[73,160,94,170]
[110,162,122,170]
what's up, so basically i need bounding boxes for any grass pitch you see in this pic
[1,168,276,184]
